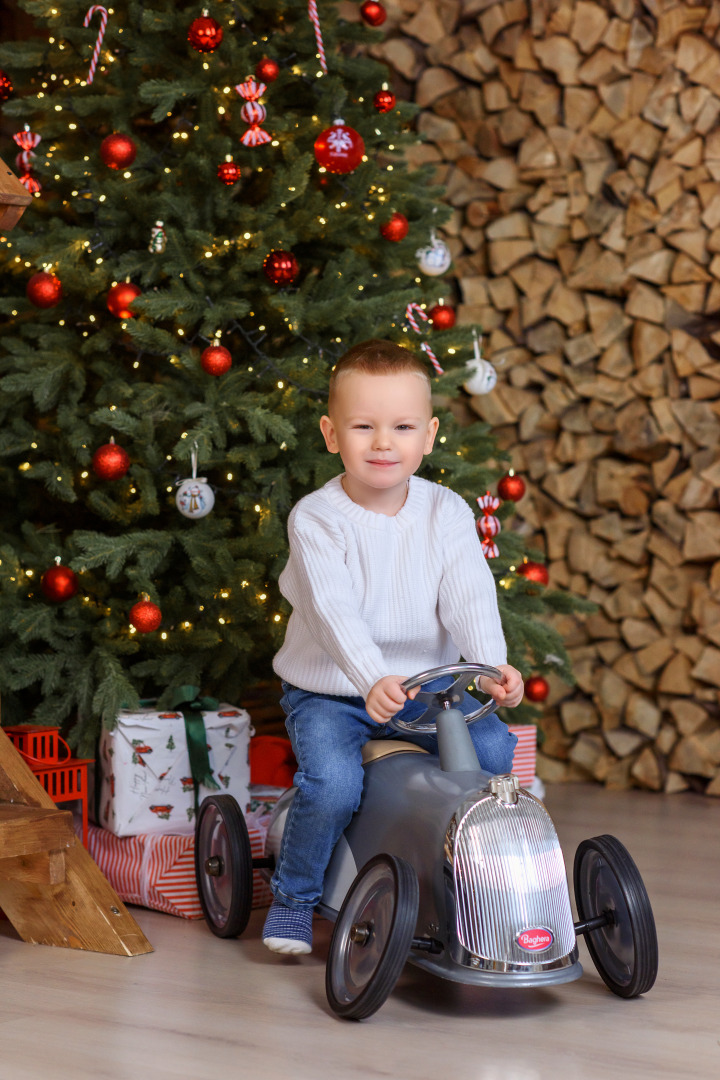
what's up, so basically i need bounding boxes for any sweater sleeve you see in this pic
[282,508,390,699]
[437,493,507,668]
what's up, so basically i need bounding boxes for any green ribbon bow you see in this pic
[170,685,221,813]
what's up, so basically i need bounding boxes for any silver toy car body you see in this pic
[195,664,658,1019]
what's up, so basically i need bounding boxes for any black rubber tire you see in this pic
[326,854,419,1021]
[194,794,253,938]
[574,833,658,998]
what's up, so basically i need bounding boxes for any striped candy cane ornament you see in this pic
[308,0,328,74]
[83,6,109,86]
[13,126,41,193]
[405,302,444,375]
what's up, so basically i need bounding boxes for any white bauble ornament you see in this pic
[175,445,215,519]
[463,330,497,395]
[416,230,452,276]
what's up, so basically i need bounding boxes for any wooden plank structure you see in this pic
[0,724,153,956]
[0,153,32,232]
[355,0,720,795]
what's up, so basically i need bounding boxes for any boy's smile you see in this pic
[320,370,439,516]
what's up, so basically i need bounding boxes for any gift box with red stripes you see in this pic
[507,724,537,787]
[87,801,276,920]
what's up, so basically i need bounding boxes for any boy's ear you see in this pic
[424,416,440,454]
[319,414,339,453]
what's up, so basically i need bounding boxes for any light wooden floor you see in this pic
[1,783,717,1080]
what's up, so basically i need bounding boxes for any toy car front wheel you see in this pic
[195,794,253,938]
[574,833,658,998]
[326,853,419,1021]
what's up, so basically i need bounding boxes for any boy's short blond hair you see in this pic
[328,339,431,412]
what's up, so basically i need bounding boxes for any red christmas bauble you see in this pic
[263,250,299,286]
[498,472,526,501]
[201,344,232,375]
[525,675,550,703]
[517,560,549,586]
[100,133,137,170]
[314,120,365,174]
[26,271,63,309]
[373,89,396,113]
[380,212,409,242]
[129,599,162,634]
[41,564,79,603]
[361,0,387,26]
[0,69,13,102]
[107,282,142,319]
[92,441,130,481]
[256,57,280,82]
[217,160,241,185]
[428,303,456,330]
[188,14,223,52]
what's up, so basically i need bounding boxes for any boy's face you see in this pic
[320,370,439,506]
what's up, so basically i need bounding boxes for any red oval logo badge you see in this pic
[517,928,554,952]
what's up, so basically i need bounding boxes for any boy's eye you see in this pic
[396,424,415,430]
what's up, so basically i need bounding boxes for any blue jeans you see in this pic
[270,678,518,911]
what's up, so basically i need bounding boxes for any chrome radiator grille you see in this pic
[452,792,576,965]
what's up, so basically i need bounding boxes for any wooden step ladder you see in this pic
[0,724,153,956]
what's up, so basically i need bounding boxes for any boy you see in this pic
[263,339,524,954]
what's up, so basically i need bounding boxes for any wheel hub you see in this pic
[349,921,372,946]
[205,854,224,877]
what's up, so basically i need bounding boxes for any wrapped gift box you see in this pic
[87,799,277,919]
[99,703,252,837]
[508,724,537,787]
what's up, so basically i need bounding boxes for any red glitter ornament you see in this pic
[41,563,79,603]
[380,212,409,242]
[255,57,280,82]
[188,14,223,53]
[263,250,299,286]
[361,0,387,26]
[525,675,550,703]
[129,599,162,634]
[107,281,142,319]
[201,344,232,376]
[100,132,137,170]
[517,560,549,586]
[373,89,395,113]
[92,439,130,481]
[0,69,13,102]
[314,120,365,174]
[26,271,63,309]
[498,471,526,502]
[217,160,241,185]
[428,303,456,330]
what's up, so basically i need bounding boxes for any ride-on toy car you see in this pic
[195,664,658,1020]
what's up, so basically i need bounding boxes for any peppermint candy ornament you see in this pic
[464,330,497,396]
[476,492,501,559]
[235,79,271,147]
[13,126,41,194]
[416,230,452,276]
[176,445,215,520]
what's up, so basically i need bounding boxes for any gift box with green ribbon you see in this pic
[98,687,252,837]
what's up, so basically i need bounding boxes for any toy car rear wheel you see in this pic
[326,853,419,1021]
[574,833,658,998]
[195,794,253,938]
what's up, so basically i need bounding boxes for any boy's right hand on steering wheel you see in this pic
[366,676,419,724]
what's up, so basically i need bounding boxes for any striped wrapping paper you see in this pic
[87,819,273,920]
[507,724,537,787]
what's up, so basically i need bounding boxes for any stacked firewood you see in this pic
[350,0,720,794]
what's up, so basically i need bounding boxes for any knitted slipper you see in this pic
[262,899,313,955]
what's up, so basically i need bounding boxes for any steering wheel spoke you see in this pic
[393,663,504,735]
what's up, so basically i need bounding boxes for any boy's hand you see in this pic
[365,676,419,724]
[477,664,524,709]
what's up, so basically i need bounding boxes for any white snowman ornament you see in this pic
[416,230,452,276]
[176,446,215,520]
[464,330,497,395]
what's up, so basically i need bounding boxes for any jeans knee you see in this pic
[472,720,518,776]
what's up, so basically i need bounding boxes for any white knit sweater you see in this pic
[273,474,507,699]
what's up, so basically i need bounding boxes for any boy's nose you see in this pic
[373,430,392,449]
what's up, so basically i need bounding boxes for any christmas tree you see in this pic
[0,0,586,753]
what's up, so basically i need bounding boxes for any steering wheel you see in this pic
[390,662,504,735]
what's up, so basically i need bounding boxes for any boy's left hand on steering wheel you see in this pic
[477,664,524,708]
